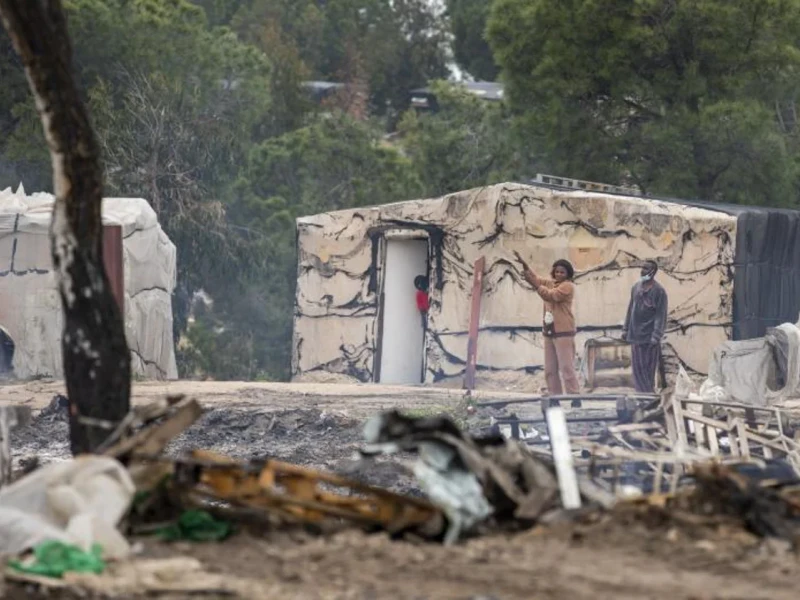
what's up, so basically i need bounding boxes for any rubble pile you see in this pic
[0,381,798,597]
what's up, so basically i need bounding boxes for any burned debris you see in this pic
[0,373,798,598]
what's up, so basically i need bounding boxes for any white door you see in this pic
[378,239,428,384]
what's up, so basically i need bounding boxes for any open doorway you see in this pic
[377,238,429,384]
[0,327,15,378]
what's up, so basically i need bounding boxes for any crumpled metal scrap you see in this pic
[361,411,561,544]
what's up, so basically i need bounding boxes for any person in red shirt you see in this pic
[414,275,429,330]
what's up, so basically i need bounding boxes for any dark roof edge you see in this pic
[513,179,799,217]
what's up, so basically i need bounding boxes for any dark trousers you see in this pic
[631,343,660,393]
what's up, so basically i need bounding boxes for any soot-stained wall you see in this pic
[292,183,738,389]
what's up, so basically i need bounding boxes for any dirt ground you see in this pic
[2,379,800,599]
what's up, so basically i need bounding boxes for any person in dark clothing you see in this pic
[622,260,668,393]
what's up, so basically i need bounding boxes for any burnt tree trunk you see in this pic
[0,0,131,454]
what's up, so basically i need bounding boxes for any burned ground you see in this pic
[12,403,422,495]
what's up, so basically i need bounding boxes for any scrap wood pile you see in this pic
[617,461,800,543]
[1,395,800,596]
[579,373,800,498]
[485,367,800,500]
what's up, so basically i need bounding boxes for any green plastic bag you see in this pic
[9,541,105,578]
[156,510,232,542]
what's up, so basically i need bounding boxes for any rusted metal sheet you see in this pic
[463,256,485,391]
[176,449,441,533]
[102,224,124,314]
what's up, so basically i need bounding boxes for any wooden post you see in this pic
[463,256,485,391]
[546,406,581,509]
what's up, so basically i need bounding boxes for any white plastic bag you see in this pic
[0,456,134,558]
[698,377,730,404]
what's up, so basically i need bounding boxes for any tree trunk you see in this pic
[0,0,131,454]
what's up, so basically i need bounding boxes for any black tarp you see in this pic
[663,202,800,340]
[520,180,800,341]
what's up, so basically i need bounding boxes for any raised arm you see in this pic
[514,251,536,287]
[513,252,553,288]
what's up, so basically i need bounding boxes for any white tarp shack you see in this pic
[700,319,800,406]
[0,185,178,380]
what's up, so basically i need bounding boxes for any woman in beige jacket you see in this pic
[514,253,580,398]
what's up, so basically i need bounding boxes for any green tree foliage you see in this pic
[446,0,499,81]
[230,0,450,119]
[191,0,248,26]
[0,25,49,189]
[77,0,272,341]
[488,0,800,205]
[243,114,422,214]
[399,82,524,195]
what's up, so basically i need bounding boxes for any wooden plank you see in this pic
[653,460,664,494]
[679,397,775,414]
[104,399,202,460]
[738,428,795,456]
[476,393,659,408]
[607,422,664,434]
[728,420,741,458]
[682,411,733,433]
[463,256,485,391]
[664,397,678,447]
[671,395,689,450]
[585,344,597,391]
[695,422,707,450]
[737,420,751,459]
[775,408,793,454]
[707,426,720,456]
[0,406,31,488]
[546,407,581,509]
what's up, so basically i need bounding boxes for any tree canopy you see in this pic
[488,0,800,205]
[446,0,499,81]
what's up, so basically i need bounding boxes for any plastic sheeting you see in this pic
[0,185,177,379]
[720,208,800,340]
[0,456,135,559]
[701,321,800,406]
